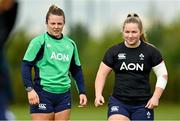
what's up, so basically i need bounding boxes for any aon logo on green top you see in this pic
[50,52,69,61]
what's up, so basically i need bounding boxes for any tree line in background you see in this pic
[5,15,180,104]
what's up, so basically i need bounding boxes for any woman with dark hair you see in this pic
[21,4,87,120]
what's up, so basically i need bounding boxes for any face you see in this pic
[46,14,64,38]
[123,23,141,47]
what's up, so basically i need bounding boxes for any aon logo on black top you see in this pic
[120,62,144,71]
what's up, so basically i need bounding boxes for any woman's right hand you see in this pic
[94,95,105,107]
[27,89,40,105]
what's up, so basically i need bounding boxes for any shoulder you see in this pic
[30,33,46,45]
[63,35,77,46]
[103,43,123,59]
[143,42,160,52]
[143,41,162,60]
[143,41,157,49]
[107,42,123,52]
[63,35,73,42]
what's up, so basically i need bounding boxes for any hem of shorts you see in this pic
[30,106,71,114]
[54,106,71,113]
[108,112,129,119]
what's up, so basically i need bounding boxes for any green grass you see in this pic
[10,102,180,120]
[10,104,30,120]
[155,102,180,120]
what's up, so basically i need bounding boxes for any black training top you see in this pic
[103,41,163,105]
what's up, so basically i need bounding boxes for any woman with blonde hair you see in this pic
[94,13,168,121]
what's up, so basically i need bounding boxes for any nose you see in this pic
[128,33,133,38]
[54,24,59,28]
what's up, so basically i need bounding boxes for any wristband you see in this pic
[26,87,33,92]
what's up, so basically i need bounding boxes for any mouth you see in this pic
[54,29,60,32]
[53,30,61,34]
[127,39,134,42]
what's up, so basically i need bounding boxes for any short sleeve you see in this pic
[151,46,163,67]
[23,38,43,61]
[72,42,81,66]
[102,47,114,68]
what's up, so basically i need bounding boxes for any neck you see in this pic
[47,32,63,40]
[125,40,141,48]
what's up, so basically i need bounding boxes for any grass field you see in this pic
[10,102,180,120]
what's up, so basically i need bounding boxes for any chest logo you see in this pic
[120,62,144,71]
[47,43,51,48]
[139,53,144,60]
[50,52,69,61]
[118,53,126,60]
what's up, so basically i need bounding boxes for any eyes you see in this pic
[49,22,63,26]
[124,30,139,34]
[123,23,141,35]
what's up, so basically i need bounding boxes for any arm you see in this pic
[146,61,168,109]
[69,42,87,107]
[0,0,18,47]
[69,62,87,107]
[21,61,39,105]
[70,65,86,94]
[21,61,34,88]
[21,39,44,105]
[94,62,112,107]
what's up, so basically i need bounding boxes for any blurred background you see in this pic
[2,0,180,120]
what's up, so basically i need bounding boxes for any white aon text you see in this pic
[50,52,69,61]
[120,62,144,71]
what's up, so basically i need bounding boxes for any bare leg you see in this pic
[54,109,71,121]
[31,112,54,121]
[108,114,130,121]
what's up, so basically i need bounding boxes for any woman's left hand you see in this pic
[145,96,159,109]
[78,94,87,107]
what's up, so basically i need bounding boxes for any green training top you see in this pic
[23,33,81,93]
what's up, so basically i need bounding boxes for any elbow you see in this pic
[163,74,168,81]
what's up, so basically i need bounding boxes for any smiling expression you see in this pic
[123,23,141,47]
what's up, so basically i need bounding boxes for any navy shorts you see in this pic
[30,90,71,113]
[0,95,8,120]
[108,96,154,120]
[0,104,6,120]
